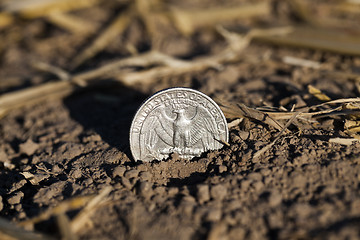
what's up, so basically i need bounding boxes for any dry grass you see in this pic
[14,187,112,240]
[0,217,54,240]
[0,26,291,118]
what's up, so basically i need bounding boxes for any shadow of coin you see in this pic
[63,83,148,158]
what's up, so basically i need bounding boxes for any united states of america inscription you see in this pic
[130,88,228,162]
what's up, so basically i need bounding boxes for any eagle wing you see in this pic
[189,106,219,150]
[139,106,174,159]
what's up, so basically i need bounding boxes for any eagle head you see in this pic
[173,109,186,114]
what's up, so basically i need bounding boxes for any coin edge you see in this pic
[129,87,229,162]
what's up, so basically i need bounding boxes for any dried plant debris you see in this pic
[2,0,100,19]
[252,26,360,56]
[0,26,295,118]
[0,217,54,240]
[307,85,331,101]
[170,2,270,36]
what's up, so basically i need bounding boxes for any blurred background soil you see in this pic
[1,0,360,239]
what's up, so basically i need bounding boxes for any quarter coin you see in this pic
[130,88,228,161]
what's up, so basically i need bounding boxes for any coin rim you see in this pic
[129,87,229,161]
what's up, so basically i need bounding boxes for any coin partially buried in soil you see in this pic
[130,88,228,162]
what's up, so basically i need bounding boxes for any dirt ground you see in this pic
[1,0,360,239]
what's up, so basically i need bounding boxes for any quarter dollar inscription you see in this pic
[130,88,228,161]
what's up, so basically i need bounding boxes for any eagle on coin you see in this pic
[139,105,220,160]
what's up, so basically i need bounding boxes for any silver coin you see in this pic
[130,88,228,161]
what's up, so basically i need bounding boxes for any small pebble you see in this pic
[323,185,339,195]
[240,179,251,190]
[139,171,152,181]
[196,184,210,204]
[112,166,126,178]
[182,195,196,203]
[292,173,307,188]
[168,187,179,196]
[120,177,132,189]
[19,139,39,156]
[239,130,250,140]
[267,211,284,228]
[14,204,22,211]
[219,165,227,173]
[293,203,312,219]
[210,184,227,201]
[52,164,63,174]
[247,172,262,181]
[18,211,27,219]
[70,168,82,179]
[154,186,166,195]
[152,194,166,204]
[82,134,102,143]
[207,222,228,240]
[124,169,139,179]
[8,192,24,205]
[228,227,246,239]
[268,190,282,207]
[137,181,152,198]
[179,201,195,217]
[252,181,264,191]
[260,168,271,176]
[206,208,222,222]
